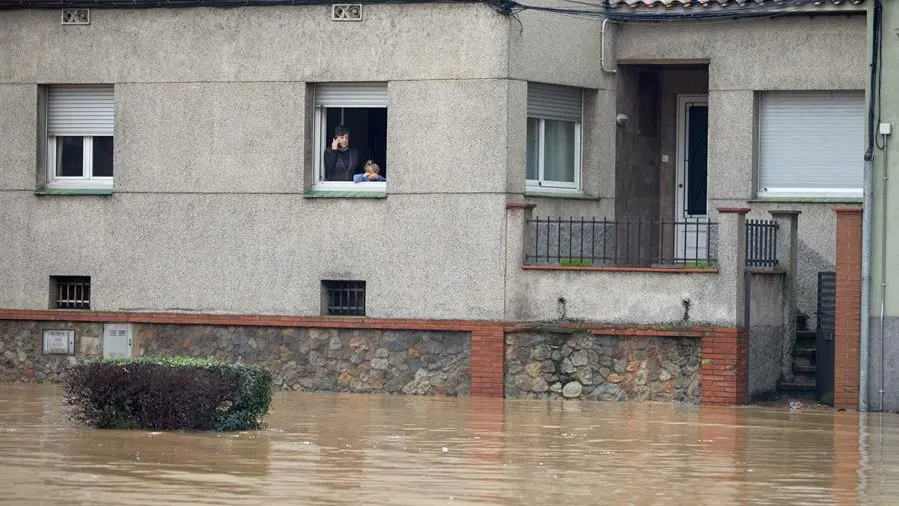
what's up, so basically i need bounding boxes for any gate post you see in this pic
[834,208,862,410]
[770,210,801,382]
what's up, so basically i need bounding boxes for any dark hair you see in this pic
[334,125,349,137]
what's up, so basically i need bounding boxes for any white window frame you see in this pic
[45,85,115,190]
[46,136,113,190]
[526,117,582,192]
[312,84,387,193]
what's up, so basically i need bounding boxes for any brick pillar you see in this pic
[701,327,747,404]
[834,208,862,410]
[470,326,505,397]
[699,208,750,405]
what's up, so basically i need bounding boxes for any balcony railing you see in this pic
[745,219,779,268]
[526,216,718,268]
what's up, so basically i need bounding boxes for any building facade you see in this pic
[0,0,867,403]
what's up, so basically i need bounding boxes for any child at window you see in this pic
[353,160,386,182]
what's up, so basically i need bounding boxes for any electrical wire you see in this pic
[505,0,863,22]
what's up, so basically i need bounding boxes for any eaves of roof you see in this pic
[607,0,865,12]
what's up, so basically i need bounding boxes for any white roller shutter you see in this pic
[528,83,582,123]
[47,85,115,137]
[758,91,864,197]
[314,82,387,108]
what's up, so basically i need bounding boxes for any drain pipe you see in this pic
[861,155,873,412]
[878,135,889,410]
[601,18,617,74]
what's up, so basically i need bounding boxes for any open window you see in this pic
[313,83,388,192]
[526,83,582,193]
[45,85,114,190]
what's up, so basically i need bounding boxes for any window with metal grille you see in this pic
[322,280,365,316]
[51,276,91,310]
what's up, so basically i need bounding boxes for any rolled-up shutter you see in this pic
[314,82,388,108]
[758,91,864,196]
[528,83,582,123]
[47,85,115,136]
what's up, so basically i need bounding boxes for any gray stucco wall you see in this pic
[0,4,517,319]
[747,272,785,401]
[867,316,899,412]
[0,5,509,83]
[505,269,727,324]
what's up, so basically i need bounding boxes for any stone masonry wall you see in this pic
[0,321,102,382]
[0,320,470,396]
[136,324,471,395]
[505,332,701,402]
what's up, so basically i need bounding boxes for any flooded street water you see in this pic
[1,384,898,505]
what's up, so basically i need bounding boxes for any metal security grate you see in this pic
[52,276,91,309]
[746,219,779,268]
[817,271,837,334]
[526,216,718,267]
[323,280,365,316]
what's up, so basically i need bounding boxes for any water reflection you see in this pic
[1,384,898,505]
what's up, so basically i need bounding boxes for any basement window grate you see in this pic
[52,276,91,310]
[322,280,365,316]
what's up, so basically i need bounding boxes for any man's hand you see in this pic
[331,137,340,150]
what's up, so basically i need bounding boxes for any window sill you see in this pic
[35,188,114,196]
[303,189,387,199]
[525,189,591,199]
[749,197,863,204]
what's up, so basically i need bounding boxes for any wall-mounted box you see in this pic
[43,329,75,355]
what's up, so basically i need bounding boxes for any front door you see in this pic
[675,95,709,263]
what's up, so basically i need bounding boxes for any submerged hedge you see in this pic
[62,357,273,431]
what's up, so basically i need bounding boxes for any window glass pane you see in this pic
[526,118,539,180]
[92,136,114,178]
[543,120,575,183]
[56,136,84,177]
[322,107,387,182]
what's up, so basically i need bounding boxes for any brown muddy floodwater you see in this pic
[1,385,899,506]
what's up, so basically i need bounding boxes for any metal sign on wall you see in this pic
[42,329,75,355]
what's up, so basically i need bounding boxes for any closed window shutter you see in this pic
[758,91,864,196]
[47,85,115,137]
[527,83,582,123]
[314,83,388,108]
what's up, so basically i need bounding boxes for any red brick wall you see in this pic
[834,208,862,410]
[470,326,505,398]
[700,328,747,405]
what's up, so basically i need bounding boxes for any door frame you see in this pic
[675,94,709,260]
[675,94,709,219]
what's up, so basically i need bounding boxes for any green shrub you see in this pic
[560,258,593,267]
[62,357,273,431]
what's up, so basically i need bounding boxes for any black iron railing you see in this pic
[746,219,779,268]
[526,216,718,267]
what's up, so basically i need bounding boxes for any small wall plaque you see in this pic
[61,8,90,25]
[43,329,75,355]
[331,4,363,21]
